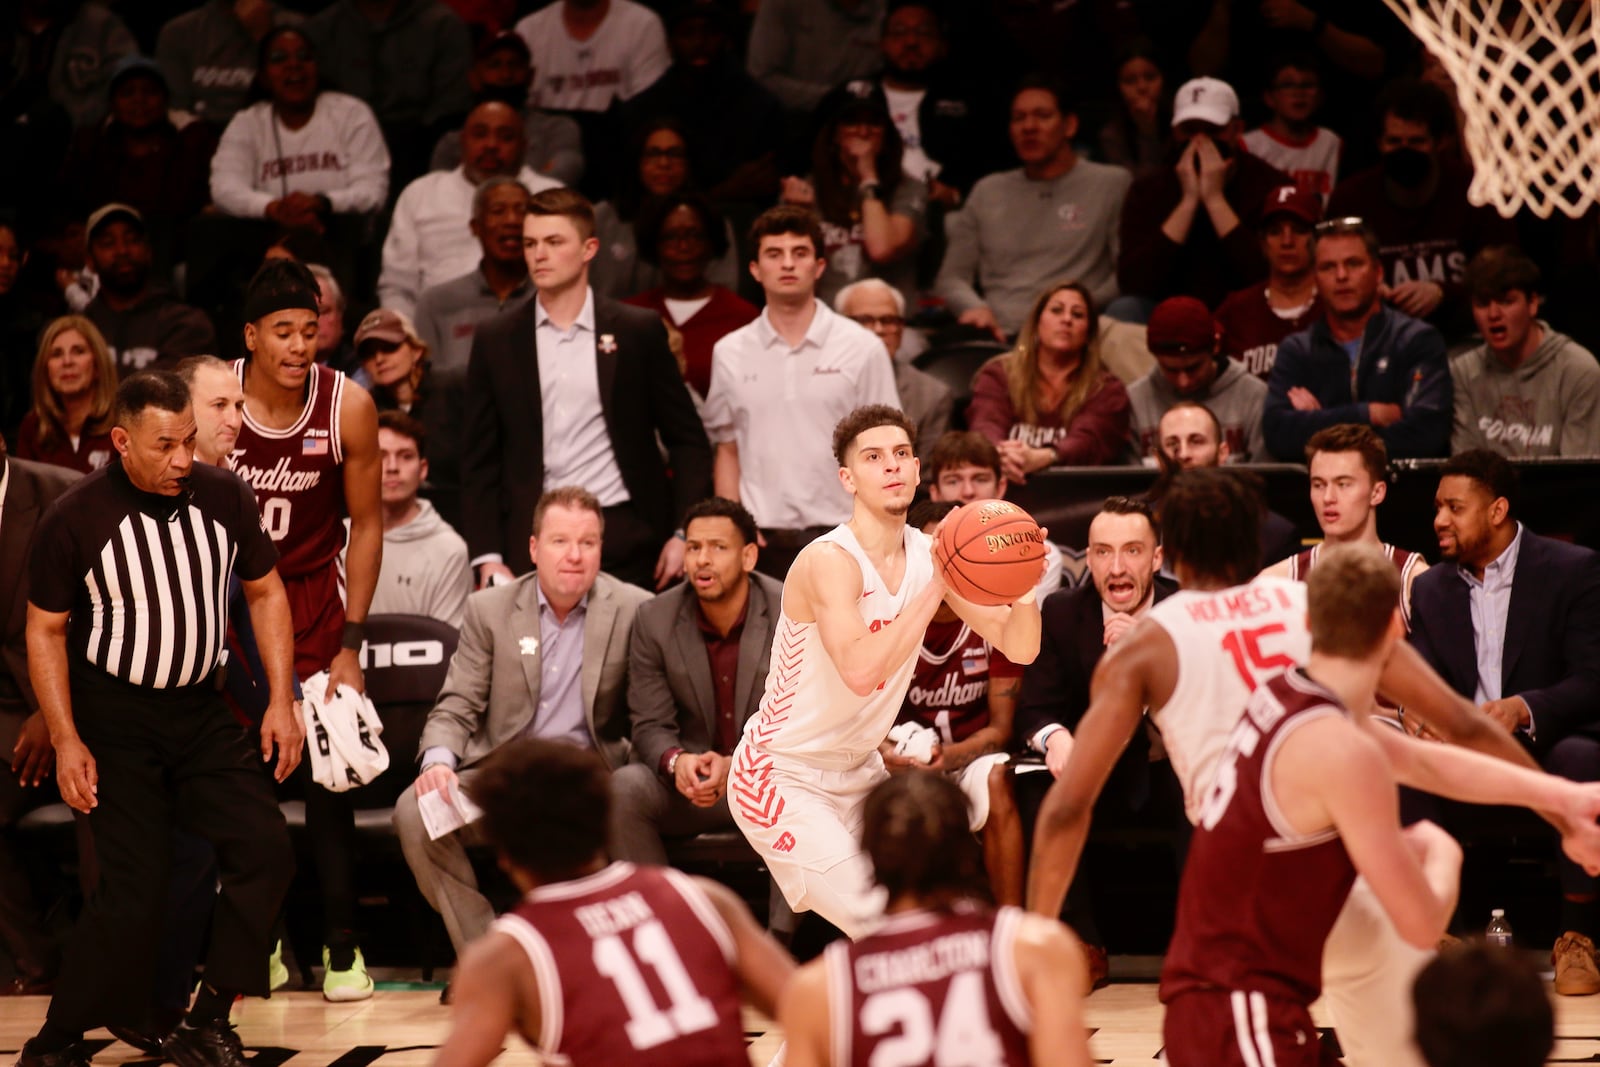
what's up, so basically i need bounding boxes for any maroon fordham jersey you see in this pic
[1161,669,1358,1008]
[826,904,1033,1067]
[1214,285,1321,381]
[229,361,347,579]
[1288,541,1425,630]
[492,863,749,1067]
[898,619,1022,743]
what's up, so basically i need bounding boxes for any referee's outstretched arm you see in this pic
[242,566,304,781]
[24,604,96,813]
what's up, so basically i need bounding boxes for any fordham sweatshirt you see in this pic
[210,91,391,218]
[1450,324,1600,458]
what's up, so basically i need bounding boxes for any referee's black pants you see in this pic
[45,667,293,1035]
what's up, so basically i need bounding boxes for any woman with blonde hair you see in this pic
[16,316,118,472]
[967,280,1130,481]
[353,308,431,417]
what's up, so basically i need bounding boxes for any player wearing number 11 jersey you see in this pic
[436,740,795,1067]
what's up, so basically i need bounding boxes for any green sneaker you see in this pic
[269,941,289,992]
[321,946,374,1003]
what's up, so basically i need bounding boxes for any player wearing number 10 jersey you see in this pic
[436,740,795,1067]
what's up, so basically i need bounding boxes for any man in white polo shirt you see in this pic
[703,206,901,579]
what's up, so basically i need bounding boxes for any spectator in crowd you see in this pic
[1264,423,1428,626]
[514,0,671,201]
[82,204,216,374]
[591,118,739,301]
[155,0,303,127]
[1325,79,1517,340]
[35,0,137,129]
[1127,295,1267,463]
[1413,945,1555,1067]
[622,0,786,208]
[747,0,885,114]
[393,486,650,954]
[936,76,1130,340]
[1153,401,1300,565]
[60,57,214,271]
[1264,218,1452,461]
[702,206,899,579]
[380,101,560,318]
[1241,52,1342,203]
[1214,184,1322,381]
[1116,76,1292,313]
[1013,495,1182,987]
[465,188,711,591]
[814,1,995,205]
[923,430,1063,597]
[15,316,117,474]
[623,192,757,398]
[1451,246,1600,458]
[1,222,54,440]
[1096,38,1172,182]
[609,497,782,865]
[429,30,584,186]
[0,436,78,997]
[354,308,432,418]
[968,281,1131,477]
[835,278,951,458]
[308,263,360,380]
[304,0,473,187]
[888,498,1026,906]
[782,94,925,308]
[1409,451,1600,996]
[364,410,470,628]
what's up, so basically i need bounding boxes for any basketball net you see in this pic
[1381,0,1600,218]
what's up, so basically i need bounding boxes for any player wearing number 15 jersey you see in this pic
[780,772,1090,1067]
[436,740,795,1067]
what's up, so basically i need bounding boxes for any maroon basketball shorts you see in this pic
[1163,989,1323,1067]
[282,565,345,680]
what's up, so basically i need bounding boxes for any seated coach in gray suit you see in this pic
[394,486,651,952]
[610,498,782,864]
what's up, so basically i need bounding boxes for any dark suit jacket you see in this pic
[1,458,81,713]
[626,572,782,774]
[461,292,713,570]
[1409,528,1600,758]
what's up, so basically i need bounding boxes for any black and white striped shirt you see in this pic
[29,461,278,689]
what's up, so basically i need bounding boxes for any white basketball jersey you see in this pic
[742,524,935,765]
[1146,576,1311,822]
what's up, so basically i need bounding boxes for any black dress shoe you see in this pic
[108,1024,168,1057]
[1,974,55,996]
[14,1043,89,1067]
[161,1021,247,1067]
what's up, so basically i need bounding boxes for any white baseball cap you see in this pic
[1172,77,1240,128]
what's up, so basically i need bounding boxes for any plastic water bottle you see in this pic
[1486,909,1514,949]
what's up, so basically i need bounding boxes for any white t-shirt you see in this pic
[883,84,937,181]
[516,0,671,112]
[1242,126,1342,204]
[209,91,391,217]
[663,295,712,325]
[1145,576,1312,822]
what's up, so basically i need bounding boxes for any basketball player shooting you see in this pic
[1027,468,1600,1067]
[729,404,1043,940]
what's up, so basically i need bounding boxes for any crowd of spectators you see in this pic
[7,0,1600,1004]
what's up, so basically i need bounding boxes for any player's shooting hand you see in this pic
[54,736,97,813]
[327,646,365,699]
[11,711,55,787]
[1044,728,1074,778]
[653,536,686,591]
[416,762,458,797]
[1287,386,1322,412]
[261,697,304,782]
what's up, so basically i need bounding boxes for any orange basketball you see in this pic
[935,499,1047,606]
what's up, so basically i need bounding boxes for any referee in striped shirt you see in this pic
[19,371,302,1067]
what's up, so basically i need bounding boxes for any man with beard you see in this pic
[1127,295,1268,462]
[1409,450,1600,996]
[1326,79,1515,341]
[609,497,783,865]
[1263,217,1451,461]
[1215,185,1323,381]
[379,101,561,318]
[82,204,215,374]
[427,31,583,186]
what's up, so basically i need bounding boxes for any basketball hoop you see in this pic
[1381,0,1600,219]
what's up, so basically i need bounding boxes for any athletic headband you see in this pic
[242,262,321,325]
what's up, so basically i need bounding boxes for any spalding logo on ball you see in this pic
[935,499,1046,606]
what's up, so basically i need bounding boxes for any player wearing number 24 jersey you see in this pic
[436,740,795,1067]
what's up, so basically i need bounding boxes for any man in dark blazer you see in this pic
[1409,449,1600,995]
[0,445,79,992]
[610,498,782,864]
[393,487,652,954]
[463,187,712,592]
[1012,495,1184,986]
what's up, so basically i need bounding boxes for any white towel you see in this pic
[299,672,390,792]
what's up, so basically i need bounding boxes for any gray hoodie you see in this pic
[1127,356,1269,463]
[1450,324,1600,458]
[369,499,472,627]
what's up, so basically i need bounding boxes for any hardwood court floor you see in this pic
[5,980,1600,1066]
